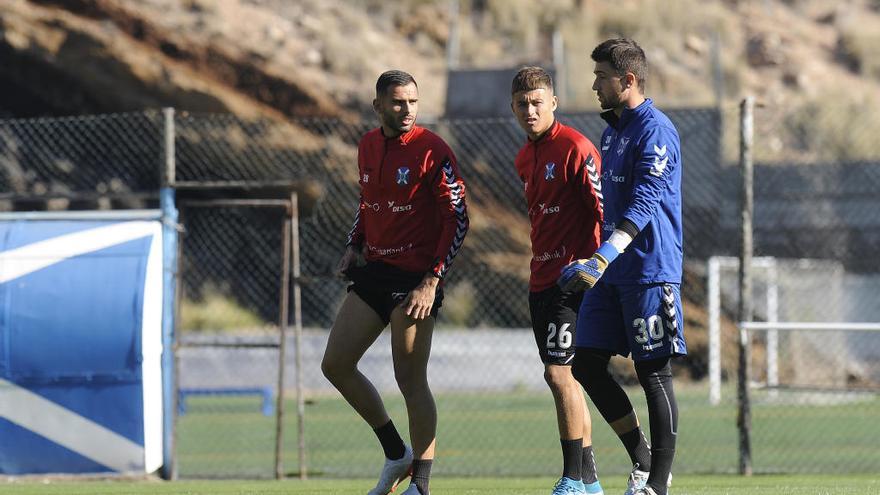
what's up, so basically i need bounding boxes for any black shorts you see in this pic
[345,261,444,325]
[528,285,584,365]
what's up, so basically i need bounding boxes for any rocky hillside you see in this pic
[0,0,445,119]
[2,0,878,118]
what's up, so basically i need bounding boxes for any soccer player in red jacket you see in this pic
[511,66,605,495]
[321,70,468,495]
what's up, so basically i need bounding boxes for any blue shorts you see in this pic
[575,281,687,362]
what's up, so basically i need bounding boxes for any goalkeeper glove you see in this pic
[557,242,619,292]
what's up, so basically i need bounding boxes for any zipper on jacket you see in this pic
[532,141,541,192]
[378,137,388,192]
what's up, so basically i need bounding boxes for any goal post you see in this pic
[707,255,854,404]
[708,256,779,405]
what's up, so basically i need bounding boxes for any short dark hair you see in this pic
[376,70,417,97]
[591,38,648,90]
[511,66,554,95]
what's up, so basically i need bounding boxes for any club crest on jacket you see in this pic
[396,167,410,185]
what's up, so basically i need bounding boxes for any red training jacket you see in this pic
[514,120,603,291]
[346,125,468,279]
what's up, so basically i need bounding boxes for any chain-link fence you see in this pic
[1,105,878,478]
[0,112,162,209]
[175,202,291,479]
[708,101,880,474]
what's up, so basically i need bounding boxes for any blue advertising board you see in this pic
[0,210,171,475]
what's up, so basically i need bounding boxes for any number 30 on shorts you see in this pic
[546,323,573,349]
[632,315,668,344]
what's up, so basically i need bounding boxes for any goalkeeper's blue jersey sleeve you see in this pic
[597,99,683,284]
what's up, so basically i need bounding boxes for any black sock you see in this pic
[412,459,432,495]
[560,438,583,480]
[619,427,651,471]
[648,448,675,495]
[581,445,598,484]
[373,420,405,460]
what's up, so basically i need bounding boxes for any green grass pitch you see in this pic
[1,475,878,494]
[2,385,878,494]
[175,384,880,479]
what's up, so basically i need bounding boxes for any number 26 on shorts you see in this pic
[546,322,573,349]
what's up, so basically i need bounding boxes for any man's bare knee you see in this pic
[321,355,355,385]
[544,365,574,392]
[394,364,427,396]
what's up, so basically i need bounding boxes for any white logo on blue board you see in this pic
[544,162,556,181]
[396,167,410,185]
[617,137,630,156]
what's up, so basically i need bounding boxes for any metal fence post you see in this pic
[275,200,291,479]
[160,107,178,481]
[737,96,754,476]
[446,0,460,70]
[291,192,307,480]
[162,108,176,187]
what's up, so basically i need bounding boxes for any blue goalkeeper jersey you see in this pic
[597,98,682,284]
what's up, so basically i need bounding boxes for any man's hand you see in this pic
[558,253,609,292]
[335,245,365,279]
[403,274,440,320]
